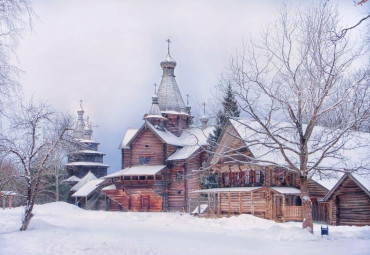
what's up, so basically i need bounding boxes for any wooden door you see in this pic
[276,196,283,217]
[142,196,150,211]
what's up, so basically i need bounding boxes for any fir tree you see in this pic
[202,83,240,189]
[208,83,240,151]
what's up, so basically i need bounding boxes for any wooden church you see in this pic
[103,42,213,212]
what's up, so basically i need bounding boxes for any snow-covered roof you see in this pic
[179,126,214,146]
[78,139,99,144]
[105,165,166,178]
[145,121,183,146]
[63,175,81,183]
[311,172,344,191]
[71,171,98,192]
[0,191,18,196]
[167,145,200,161]
[118,128,139,149]
[230,119,370,171]
[323,173,370,201]
[271,187,301,195]
[102,184,116,191]
[71,179,104,197]
[65,162,109,167]
[71,150,105,155]
[193,187,263,193]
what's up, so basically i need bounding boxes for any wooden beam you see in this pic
[239,192,242,214]
[251,192,254,216]
[228,193,231,216]
[282,195,286,222]
[208,195,210,216]
[8,196,12,209]
[217,193,221,216]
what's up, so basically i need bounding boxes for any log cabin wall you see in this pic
[307,180,328,198]
[218,189,267,217]
[185,150,204,210]
[168,160,186,211]
[130,128,165,166]
[327,176,370,226]
[121,149,130,169]
[163,115,189,137]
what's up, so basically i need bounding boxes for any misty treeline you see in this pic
[206,0,369,233]
[0,1,79,231]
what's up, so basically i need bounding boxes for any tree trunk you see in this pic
[20,197,35,231]
[300,178,313,233]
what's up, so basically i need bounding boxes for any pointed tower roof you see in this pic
[157,39,186,113]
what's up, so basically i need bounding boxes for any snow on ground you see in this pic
[0,202,369,255]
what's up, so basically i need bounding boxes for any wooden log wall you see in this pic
[185,150,204,207]
[328,176,370,226]
[130,128,165,166]
[168,160,186,211]
[104,188,163,212]
[219,190,267,217]
[307,180,329,198]
[122,149,130,169]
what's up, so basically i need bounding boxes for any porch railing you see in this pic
[284,206,302,221]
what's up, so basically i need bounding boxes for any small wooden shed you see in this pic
[323,173,370,226]
[1,191,18,209]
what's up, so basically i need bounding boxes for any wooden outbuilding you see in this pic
[322,173,370,226]
[1,191,18,209]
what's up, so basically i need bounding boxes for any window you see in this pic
[132,176,138,180]
[124,176,130,180]
[147,176,154,180]
[139,176,145,180]
[139,156,151,165]
[250,170,256,184]
[245,171,250,184]
[176,171,183,180]
[229,172,234,185]
[223,173,230,186]
[177,190,182,195]
[256,170,261,183]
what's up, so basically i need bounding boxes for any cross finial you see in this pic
[186,94,190,105]
[79,100,83,109]
[202,102,206,115]
[154,83,157,95]
[166,38,171,56]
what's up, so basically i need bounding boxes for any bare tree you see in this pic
[216,1,369,233]
[0,100,74,231]
[0,0,33,112]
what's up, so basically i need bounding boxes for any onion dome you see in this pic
[160,54,177,69]
[157,40,187,113]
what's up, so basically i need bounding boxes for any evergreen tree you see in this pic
[208,83,240,151]
[202,83,240,189]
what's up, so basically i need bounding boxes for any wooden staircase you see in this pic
[104,190,130,211]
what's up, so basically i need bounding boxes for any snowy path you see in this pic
[0,202,369,255]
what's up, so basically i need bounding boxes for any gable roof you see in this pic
[227,119,370,171]
[167,145,201,161]
[105,165,166,178]
[323,173,370,201]
[71,179,104,197]
[70,171,97,192]
[118,128,139,149]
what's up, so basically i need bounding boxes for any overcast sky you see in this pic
[15,0,368,173]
